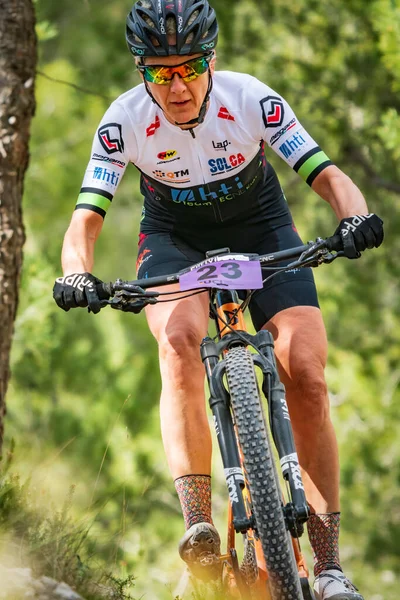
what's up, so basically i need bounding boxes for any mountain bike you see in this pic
[95,233,345,600]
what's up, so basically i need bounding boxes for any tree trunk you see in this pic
[0,0,37,452]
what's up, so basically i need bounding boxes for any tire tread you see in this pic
[225,346,302,600]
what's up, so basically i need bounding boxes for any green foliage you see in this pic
[0,458,137,599]
[35,20,58,42]
[2,0,399,598]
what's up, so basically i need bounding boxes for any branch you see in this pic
[344,141,400,195]
[369,176,400,195]
[36,70,111,101]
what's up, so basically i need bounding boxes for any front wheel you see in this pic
[225,346,303,600]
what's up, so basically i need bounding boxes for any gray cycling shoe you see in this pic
[178,522,222,581]
[314,569,364,600]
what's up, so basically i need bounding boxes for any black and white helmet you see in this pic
[126,0,219,57]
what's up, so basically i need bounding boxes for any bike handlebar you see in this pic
[94,233,345,307]
[325,234,342,252]
[97,282,115,300]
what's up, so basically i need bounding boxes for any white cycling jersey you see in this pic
[77,71,332,228]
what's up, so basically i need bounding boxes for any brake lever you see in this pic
[282,247,344,273]
[296,255,323,269]
[109,295,158,313]
[99,299,112,309]
[322,250,345,263]
[113,280,158,297]
[298,238,327,263]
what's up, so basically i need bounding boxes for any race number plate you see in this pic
[179,259,263,291]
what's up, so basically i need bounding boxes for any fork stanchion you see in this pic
[201,337,253,534]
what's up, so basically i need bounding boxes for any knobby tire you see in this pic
[225,346,303,600]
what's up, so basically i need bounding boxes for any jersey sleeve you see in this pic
[76,101,138,218]
[247,77,333,186]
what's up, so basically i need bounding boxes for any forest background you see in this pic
[2,0,400,598]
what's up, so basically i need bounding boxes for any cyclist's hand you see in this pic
[334,213,384,259]
[53,272,103,314]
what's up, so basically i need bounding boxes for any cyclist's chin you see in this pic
[167,101,197,124]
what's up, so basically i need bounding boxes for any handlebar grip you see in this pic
[96,282,113,300]
[325,234,343,252]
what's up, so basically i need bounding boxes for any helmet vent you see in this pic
[126,0,218,57]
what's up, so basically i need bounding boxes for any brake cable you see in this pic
[238,248,333,314]
[155,289,208,302]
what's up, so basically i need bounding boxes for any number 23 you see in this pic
[196,261,242,281]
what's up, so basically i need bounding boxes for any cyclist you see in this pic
[53,2,383,598]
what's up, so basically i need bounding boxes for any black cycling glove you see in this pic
[334,213,384,259]
[53,272,103,314]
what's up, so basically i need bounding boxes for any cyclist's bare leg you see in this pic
[145,284,221,579]
[265,309,362,600]
[263,305,339,514]
[145,284,211,479]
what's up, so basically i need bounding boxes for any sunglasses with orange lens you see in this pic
[138,53,213,85]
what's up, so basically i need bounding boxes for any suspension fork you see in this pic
[202,330,310,533]
[202,284,310,533]
[203,288,255,532]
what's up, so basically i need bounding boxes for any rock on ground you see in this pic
[0,566,86,600]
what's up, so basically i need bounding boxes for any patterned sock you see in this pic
[174,474,213,530]
[307,512,342,577]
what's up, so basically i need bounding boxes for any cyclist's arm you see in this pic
[61,209,103,275]
[311,165,369,219]
[244,77,368,216]
[242,77,382,251]
[60,99,137,275]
